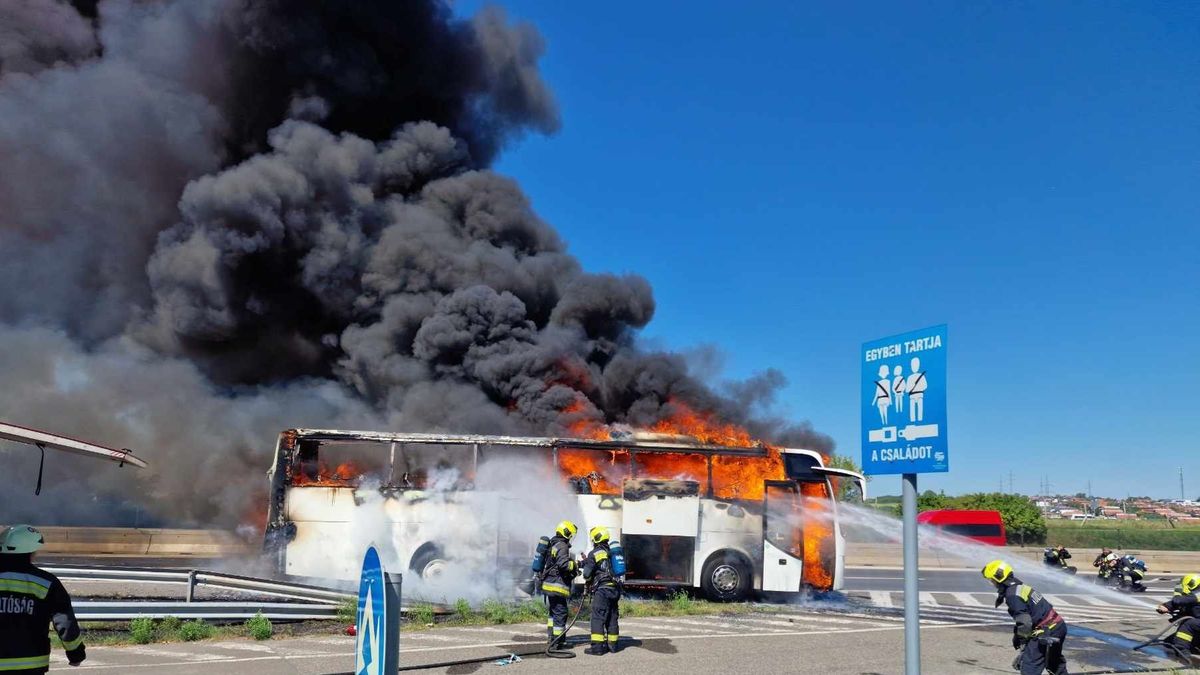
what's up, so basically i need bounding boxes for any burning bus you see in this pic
[263,428,864,601]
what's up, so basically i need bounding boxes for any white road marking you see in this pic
[869,591,894,608]
[952,592,985,607]
[620,620,726,634]
[662,616,786,632]
[119,646,227,661]
[211,642,276,653]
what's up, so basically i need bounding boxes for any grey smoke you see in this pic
[0,0,831,528]
[0,0,98,77]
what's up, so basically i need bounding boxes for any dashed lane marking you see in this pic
[869,590,894,608]
[951,592,986,607]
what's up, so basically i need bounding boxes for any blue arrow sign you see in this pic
[355,545,387,675]
[861,325,948,475]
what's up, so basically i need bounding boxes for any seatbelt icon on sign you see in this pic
[868,424,940,443]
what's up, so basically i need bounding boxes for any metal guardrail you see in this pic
[73,601,338,621]
[43,565,353,605]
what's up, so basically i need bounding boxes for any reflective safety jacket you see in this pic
[1001,581,1062,639]
[0,558,85,673]
[581,543,618,591]
[539,535,575,597]
[1163,591,1200,619]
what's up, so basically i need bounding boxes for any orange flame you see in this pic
[291,460,366,487]
[649,401,755,446]
[800,481,834,589]
[554,398,835,588]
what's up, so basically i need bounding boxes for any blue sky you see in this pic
[459,2,1199,499]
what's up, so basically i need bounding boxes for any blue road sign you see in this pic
[355,545,387,675]
[861,325,948,475]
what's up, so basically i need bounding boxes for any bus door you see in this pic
[621,478,700,584]
[762,480,804,592]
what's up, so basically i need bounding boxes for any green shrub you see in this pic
[481,598,508,624]
[515,599,546,622]
[409,603,435,626]
[177,619,214,641]
[156,616,181,640]
[336,598,356,625]
[669,590,693,612]
[129,617,154,644]
[454,598,472,621]
[245,612,272,640]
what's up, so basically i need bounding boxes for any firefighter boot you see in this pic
[586,640,608,656]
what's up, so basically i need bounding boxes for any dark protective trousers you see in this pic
[1019,622,1068,675]
[589,585,621,649]
[545,593,569,644]
[1172,617,1199,655]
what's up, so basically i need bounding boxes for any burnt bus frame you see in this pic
[263,429,770,554]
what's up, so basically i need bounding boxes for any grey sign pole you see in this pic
[902,473,920,674]
[384,572,403,675]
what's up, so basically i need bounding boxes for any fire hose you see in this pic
[327,591,591,673]
[545,589,589,659]
[1130,615,1197,665]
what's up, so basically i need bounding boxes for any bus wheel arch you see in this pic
[700,549,753,602]
[410,542,449,581]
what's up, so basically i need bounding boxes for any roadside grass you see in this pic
[53,617,328,648]
[400,591,770,632]
[1047,519,1200,530]
[1044,520,1200,551]
[54,592,788,646]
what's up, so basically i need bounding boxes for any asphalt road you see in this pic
[52,604,1189,674]
[42,558,1192,672]
[844,566,1181,595]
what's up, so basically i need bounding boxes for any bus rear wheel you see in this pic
[410,544,449,582]
[701,552,751,602]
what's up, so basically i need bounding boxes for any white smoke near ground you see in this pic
[281,455,580,602]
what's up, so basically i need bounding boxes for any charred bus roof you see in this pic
[284,428,776,457]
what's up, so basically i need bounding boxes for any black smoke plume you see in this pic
[0,0,831,527]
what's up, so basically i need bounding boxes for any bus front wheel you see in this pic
[410,544,449,582]
[701,552,751,602]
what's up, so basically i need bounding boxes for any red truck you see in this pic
[917,509,1007,546]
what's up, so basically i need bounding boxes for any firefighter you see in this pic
[581,526,621,655]
[1155,573,1200,665]
[0,525,86,673]
[540,520,578,648]
[983,560,1069,675]
[1093,549,1118,586]
[1118,554,1148,592]
[1043,546,1072,570]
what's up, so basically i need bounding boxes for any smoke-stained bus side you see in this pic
[263,430,863,600]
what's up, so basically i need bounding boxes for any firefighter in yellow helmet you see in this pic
[983,560,1069,675]
[0,525,86,673]
[539,520,578,648]
[1155,573,1200,665]
[581,526,621,655]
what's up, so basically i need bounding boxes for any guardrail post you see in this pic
[186,570,197,603]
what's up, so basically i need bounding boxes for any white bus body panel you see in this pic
[621,494,699,536]
[761,540,804,592]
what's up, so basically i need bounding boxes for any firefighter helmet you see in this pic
[589,526,609,545]
[1181,573,1200,595]
[555,520,578,539]
[982,560,1013,584]
[0,524,45,554]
